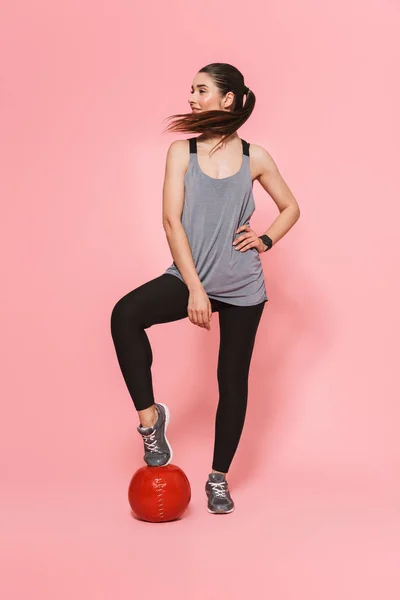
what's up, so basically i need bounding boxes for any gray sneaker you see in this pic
[136,402,172,467]
[205,472,235,514]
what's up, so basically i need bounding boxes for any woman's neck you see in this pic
[197,132,239,148]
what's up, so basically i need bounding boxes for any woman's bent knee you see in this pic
[110,291,142,332]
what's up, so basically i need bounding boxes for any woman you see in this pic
[110,62,300,514]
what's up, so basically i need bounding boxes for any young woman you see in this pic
[110,63,300,514]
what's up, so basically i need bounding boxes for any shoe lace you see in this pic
[141,430,161,453]
[209,481,228,498]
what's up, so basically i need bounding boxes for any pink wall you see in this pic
[1,0,399,598]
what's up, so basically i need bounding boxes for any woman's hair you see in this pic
[163,62,255,155]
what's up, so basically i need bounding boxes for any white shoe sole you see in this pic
[207,506,235,514]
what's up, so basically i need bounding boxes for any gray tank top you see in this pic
[164,136,268,306]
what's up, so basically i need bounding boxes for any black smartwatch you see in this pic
[258,234,273,252]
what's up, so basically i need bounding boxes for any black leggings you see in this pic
[110,273,266,473]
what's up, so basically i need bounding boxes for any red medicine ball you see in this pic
[128,464,191,522]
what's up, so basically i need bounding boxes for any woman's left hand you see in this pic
[232,225,266,254]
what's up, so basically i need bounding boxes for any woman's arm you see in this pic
[162,140,203,292]
[252,144,300,247]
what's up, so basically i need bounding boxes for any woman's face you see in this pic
[188,73,234,113]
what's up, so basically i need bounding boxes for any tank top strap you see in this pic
[187,136,249,155]
[188,137,197,153]
[241,139,250,156]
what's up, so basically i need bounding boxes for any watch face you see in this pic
[261,236,271,249]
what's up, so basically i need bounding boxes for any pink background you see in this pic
[1,0,399,598]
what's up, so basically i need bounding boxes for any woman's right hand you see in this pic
[187,287,212,330]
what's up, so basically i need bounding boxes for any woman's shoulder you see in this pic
[248,143,277,169]
[167,139,191,153]
[248,142,270,157]
[164,140,191,178]
[247,143,280,181]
